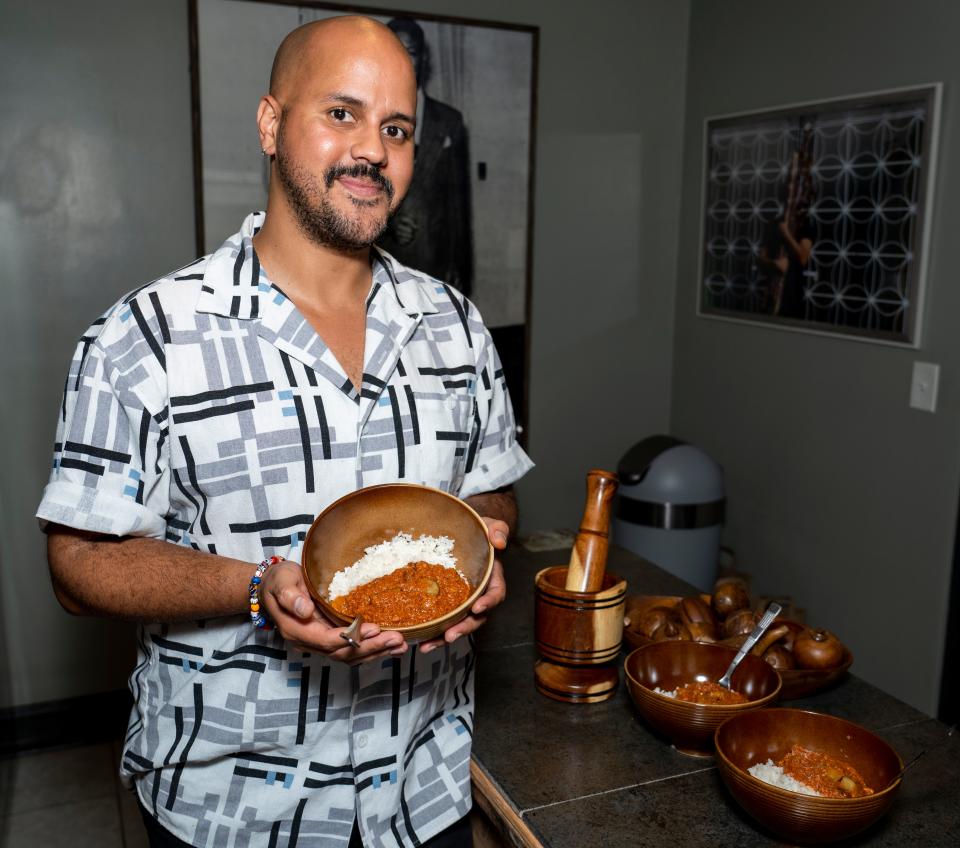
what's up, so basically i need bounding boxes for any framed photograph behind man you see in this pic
[696,84,941,346]
[189,0,538,433]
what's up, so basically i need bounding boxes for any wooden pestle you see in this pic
[564,469,619,593]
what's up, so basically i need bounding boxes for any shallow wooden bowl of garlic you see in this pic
[302,484,494,643]
[623,592,852,699]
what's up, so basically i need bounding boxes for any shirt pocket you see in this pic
[166,379,311,546]
[406,379,474,494]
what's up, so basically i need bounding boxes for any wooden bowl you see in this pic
[623,595,852,699]
[301,483,493,642]
[714,708,902,844]
[623,641,781,757]
[623,594,709,651]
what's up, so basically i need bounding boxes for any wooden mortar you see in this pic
[534,469,625,704]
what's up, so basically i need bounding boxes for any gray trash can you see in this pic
[612,436,725,592]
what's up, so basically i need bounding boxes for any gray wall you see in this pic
[518,0,689,533]
[1,0,196,707]
[1,0,689,708]
[672,0,960,714]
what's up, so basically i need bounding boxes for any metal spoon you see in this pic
[894,724,955,782]
[718,602,782,690]
[339,615,364,649]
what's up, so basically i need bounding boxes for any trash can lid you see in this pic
[618,436,724,503]
[617,435,685,484]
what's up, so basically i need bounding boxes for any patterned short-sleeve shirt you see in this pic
[37,212,534,848]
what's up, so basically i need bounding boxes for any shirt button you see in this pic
[356,734,368,749]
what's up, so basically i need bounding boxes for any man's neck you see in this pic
[252,204,373,312]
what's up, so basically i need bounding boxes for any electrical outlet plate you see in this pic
[910,361,940,413]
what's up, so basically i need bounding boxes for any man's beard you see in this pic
[274,137,396,251]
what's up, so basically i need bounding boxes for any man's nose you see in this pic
[350,124,387,168]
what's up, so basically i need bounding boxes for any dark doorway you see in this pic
[938,500,960,723]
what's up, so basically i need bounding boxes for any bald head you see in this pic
[255,14,418,254]
[269,16,415,100]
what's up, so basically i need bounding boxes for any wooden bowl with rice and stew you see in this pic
[714,708,903,844]
[301,483,494,643]
[623,641,781,757]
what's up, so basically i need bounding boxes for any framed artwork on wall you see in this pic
[696,84,941,347]
[188,0,538,435]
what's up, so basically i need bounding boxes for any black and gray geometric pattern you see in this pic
[37,212,533,847]
[702,99,931,337]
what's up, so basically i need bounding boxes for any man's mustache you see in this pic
[324,164,394,202]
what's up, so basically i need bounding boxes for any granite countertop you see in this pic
[472,545,960,847]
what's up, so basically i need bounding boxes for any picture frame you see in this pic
[187,0,538,435]
[696,84,942,347]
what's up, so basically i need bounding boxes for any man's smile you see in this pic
[324,163,395,205]
[337,174,386,199]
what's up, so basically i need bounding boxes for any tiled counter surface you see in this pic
[471,545,960,847]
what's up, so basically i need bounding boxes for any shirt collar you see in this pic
[371,244,440,317]
[196,212,439,320]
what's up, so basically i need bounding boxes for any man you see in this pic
[37,16,532,848]
[377,18,473,296]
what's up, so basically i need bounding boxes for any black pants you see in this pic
[139,800,472,847]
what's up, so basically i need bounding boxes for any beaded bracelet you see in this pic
[249,555,284,630]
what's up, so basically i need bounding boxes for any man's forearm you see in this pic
[464,487,518,534]
[49,487,519,622]
[47,525,252,623]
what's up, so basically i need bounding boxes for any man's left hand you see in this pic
[418,517,508,653]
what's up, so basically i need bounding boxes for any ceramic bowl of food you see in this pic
[301,483,494,642]
[623,641,781,756]
[714,708,903,844]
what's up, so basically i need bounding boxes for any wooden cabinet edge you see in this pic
[471,758,545,848]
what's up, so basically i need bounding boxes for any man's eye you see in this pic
[383,125,410,142]
[330,108,351,122]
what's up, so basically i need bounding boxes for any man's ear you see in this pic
[257,95,281,156]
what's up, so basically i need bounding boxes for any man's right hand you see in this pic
[260,561,409,664]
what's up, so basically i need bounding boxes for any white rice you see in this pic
[328,532,459,600]
[653,687,677,698]
[748,760,822,796]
